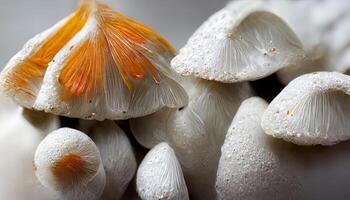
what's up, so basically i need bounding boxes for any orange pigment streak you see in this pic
[58,1,176,98]
[51,153,89,187]
[59,33,106,99]
[98,3,173,89]
[3,2,91,97]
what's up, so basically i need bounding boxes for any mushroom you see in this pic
[265,0,350,84]
[88,121,137,200]
[215,97,302,200]
[216,96,350,199]
[171,0,306,83]
[0,95,59,200]
[261,72,350,146]
[34,128,106,200]
[0,0,188,120]
[130,79,252,199]
[136,142,189,200]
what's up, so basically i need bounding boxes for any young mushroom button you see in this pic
[137,143,189,200]
[34,128,106,200]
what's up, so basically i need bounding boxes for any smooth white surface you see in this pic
[0,95,59,200]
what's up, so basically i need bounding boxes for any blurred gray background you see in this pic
[0,0,228,68]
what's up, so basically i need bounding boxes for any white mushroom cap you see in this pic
[34,128,106,200]
[171,0,306,83]
[216,97,302,200]
[266,0,350,84]
[0,95,59,200]
[131,79,252,199]
[137,142,189,200]
[262,72,350,145]
[89,121,137,200]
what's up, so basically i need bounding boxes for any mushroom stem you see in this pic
[88,121,137,200]
[0,95,59,200]
[216,97,302,199]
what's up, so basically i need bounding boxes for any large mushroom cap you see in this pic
[0,0,188,121]
[136,142,189,200]
[216,97,302,200]
[171,0,306,83]
[262,72,350,145]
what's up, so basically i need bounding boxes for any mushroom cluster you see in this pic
[1,0,350,199]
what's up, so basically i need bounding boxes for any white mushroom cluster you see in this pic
[1,0,350,199]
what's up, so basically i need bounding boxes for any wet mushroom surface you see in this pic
[1,0,350,200]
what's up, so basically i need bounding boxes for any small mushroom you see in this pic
[0,0,188,121]
[215,97,302,200]
[131,79,252,199]
[136,142,189,200]
[0,95,59,200]
[88,121,137,200]
[171,0,306,83]
[262,72,350,145]
[34,128,106,200]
